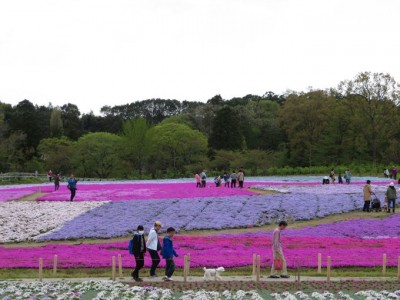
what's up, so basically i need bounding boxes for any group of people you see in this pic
[130,221,178,282]
[195,168,246,189]
[384,166,398,180]
[323,169,352,185]
[363,180,397,213]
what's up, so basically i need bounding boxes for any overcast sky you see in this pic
[0,0,399,114]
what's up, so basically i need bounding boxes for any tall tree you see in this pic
[60,103,81,140]
[50,107,63,137]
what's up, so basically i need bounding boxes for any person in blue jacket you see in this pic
[161,227,179,281]
[67,174,78,202]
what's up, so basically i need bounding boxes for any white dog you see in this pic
[203,267,225,281]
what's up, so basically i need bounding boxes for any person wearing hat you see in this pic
[146,221,162,277]
[385,182,397,213]
[363,180,373,212]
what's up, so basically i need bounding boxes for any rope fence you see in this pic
[22,253,400,282]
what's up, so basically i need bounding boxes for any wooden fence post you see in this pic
[187,254,191,276]
[252,253,257,275]
[39,258,43,281]
[53,255,58,274]
[382,253,387,275]
[118,254,123,277]
[326,256,331,282]
[256,255,261,283]
[183,255,188,283]
[397,256,400,282]
[112,256,116,281]
[317,253,322,274]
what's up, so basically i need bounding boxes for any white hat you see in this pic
[389,182,395,187]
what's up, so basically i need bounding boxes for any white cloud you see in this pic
[0,0,399,113]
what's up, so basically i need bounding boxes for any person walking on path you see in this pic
[67,174,78,202]
[269,221,289,279]
[53,173,60,191]
[363,180,373,212]
[392,166,398,180]
[162,227,179,281]
[200,170,207,188]
[195,172,201,188]
[385,182,397,213]
[344,169,352,185]
[146,221,162,277]
[230,171,238,188]
[131,225,146,282]
[238,169,245,189]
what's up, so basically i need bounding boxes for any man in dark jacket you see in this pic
[132,225,146,281]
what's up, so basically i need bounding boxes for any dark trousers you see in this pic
[196,182,201,188]
[132,253,144,278]
[231,180,236,188]
[201,180,206,188]
[165,258,175,278]
[239,180,244,188]
[55,183,59,191]
[224,181,230,187]
[388,199,396,212]
[148,249,160,276]
[70,188,76,201]
[363,200,370,212]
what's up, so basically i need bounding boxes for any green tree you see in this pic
[37,137,74,174]
[147,123,207,176]
[121,118,151,177]
[49,107,63,137]
[61,103,82,140]
[73,132,122,178]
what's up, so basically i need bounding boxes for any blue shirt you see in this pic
[68,178,78,189]
[162,236,178,259]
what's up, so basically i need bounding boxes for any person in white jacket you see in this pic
[146,221,162,277]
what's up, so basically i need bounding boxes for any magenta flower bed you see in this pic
[37,182,257,201]
[2,235,399,269]
[0,186,54,202]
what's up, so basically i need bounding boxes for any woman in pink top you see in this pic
[269,221,289,278]
[195,172,201,188]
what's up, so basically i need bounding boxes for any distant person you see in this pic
[34,170,38,177]
[238,169,245,189]
[200,170,207,188]
[162,227,179,281]
[195,172,201,188]
[146,221,162,278]
[223,171,230,188]
[384,169,390,178]
[344,169,352,185]
[363,180,372,212]
[329,169,336,184]
[385,182,397,213]
[214,175,221,187]
[269,221,289,279]
[338,173,343,184]
[132,225,146,282]
[392,166,398,180]
[322,176,330,184]
[47,170,53,182]
[53,174,60,191]
[230,171,238,188]
[67,174,78,202]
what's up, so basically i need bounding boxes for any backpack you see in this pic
[128,238,134,255]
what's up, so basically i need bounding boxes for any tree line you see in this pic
[0,71,399,178]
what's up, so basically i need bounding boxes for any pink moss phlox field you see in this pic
[2,236,400,269]
[0,186,54,202]
[37,182,257,201]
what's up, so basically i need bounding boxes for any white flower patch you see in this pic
[0,201,108,243]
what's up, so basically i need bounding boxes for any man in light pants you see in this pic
[146,221,162,277]
[269,220,290,278]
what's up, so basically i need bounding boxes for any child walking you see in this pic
[162,227,179,281]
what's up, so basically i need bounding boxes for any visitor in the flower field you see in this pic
[238,168,245,188]
[195,172,201,188]
[53,173,60,191]
[384,168,390,178]
[338,173,343,184]
[214,175,222,187]
[385,182,397,213]
[392,165,398,180]
[132,225,146,282]
[230,170,238,188]
[223,171,230,187]
[363,180,373,212]
[146,221,162,277]
[47,170,53,182]
[201,170,207,188]
[67,174,78,202]
[269,220,289,279]
[322,176,330,184]
[329,169,336,184]
[162,227,179,281]
[344,169,352,184]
